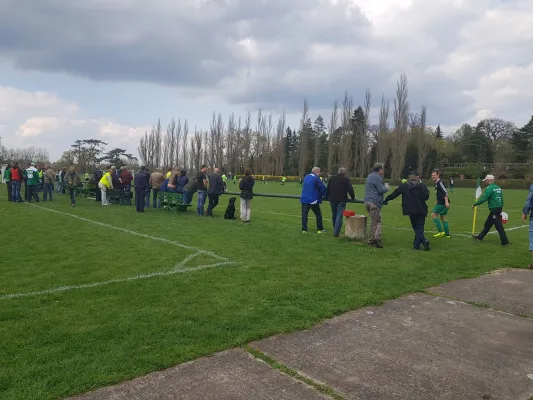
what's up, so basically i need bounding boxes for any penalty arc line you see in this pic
[27,203,230,262]
[0,261,236,300]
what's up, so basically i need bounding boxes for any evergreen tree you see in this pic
[510,115,533,163]
[435,124,443,139]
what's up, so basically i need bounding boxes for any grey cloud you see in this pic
[1,0,532,129]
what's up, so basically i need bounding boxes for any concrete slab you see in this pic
[69,349,328,400]
[427,268,533,317]
[251,294,533,400]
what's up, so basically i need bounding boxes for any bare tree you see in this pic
[415,106,432,176]
[274,112,286,175]
[153,119,163,168]
[477,118,515,148]
[390,73,410,179]
[163,118,176,170]
[242,112,252,170]
[174,118,182,167]
[340,92,353,173]
[297,99,311,176]
[377,94,390,164]
[327,100,339,175]
[181,120,188,170]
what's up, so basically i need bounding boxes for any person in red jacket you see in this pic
[10,163,23,202]
[120,168,133,192]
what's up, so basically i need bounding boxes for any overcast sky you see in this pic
[1,0,532,161]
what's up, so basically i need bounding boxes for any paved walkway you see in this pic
[71,269,533,400]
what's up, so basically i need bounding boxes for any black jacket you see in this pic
[385,180,430,216]
[208,173,224,195]
[239,176,255,199]
[327,174,355,202]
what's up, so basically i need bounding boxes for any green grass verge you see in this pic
[0,183,530,399]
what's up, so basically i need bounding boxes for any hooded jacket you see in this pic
[300,173,327,205]
[385,179,430,216]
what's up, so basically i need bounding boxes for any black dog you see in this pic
[224,197,237,220]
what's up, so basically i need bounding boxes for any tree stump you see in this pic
[345,215,367,240]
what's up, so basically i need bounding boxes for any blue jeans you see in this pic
[11,181,21,202]
[197,190,207,215]
[56,182,64,193]
[182,189,190,205]
[409,214,428,249]
[330,201,346,236]
[69,187,76,205]
[152,189,160,208]
[43,183,53,201]
[529,219,533,251]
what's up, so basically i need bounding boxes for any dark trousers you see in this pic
[478,208,509,245]
[206,194,220,215]
[27,185,39,202]
[69,187,76,205]
[409,214,428,249]
[43,183,53,201]
[135,187,146,212]
[152,188,160,208]
[6,182,12,201]
[302,203,324,232]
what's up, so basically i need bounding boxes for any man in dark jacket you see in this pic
[206,168,224,217]
[384,171,431,251]
[93,165,103,202]
[134,166,148,213]
[327,167,355,237]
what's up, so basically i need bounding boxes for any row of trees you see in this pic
[137,73,529,178]
[0,140,50,165]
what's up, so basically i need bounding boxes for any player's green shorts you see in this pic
[432,204,449,216]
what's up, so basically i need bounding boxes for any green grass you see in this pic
[0,182,530,399]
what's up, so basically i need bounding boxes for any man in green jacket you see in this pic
[3,164,12,201]
[472,174,509,246]
[24,161,41,202]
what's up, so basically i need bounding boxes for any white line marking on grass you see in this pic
[28,203,229,261]
[0,261,236,300]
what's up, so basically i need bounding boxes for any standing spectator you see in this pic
[43,165,55,201]
[10,163,22,202]
[120,167,133,193]
[176,170,189,193]
[65,166,79,207]
[431,169,451,238]
[134,166,149,213]
[364,163,389,248]
[221,173,227,190]
[327,167,355,237]
[449,176,455,193]
[300,167,327,234]
[384,171,431,251]
[149,167,165,208]
[24,161,40,202]
[167,166,180,192]
[196,165,209,216]
[239,168,255,223]
[93,165,103,202]
[206,168,224,217]
[473,174,509,246]
[3,163,12,201]
[57,167,66,193]
[521,183,533,269]
[98,168,113,206]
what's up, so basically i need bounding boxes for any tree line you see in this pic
[136,73,532,179]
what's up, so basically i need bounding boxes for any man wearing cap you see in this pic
[384,171,431,250]
[24,161,40,202]
[472,174,509,246]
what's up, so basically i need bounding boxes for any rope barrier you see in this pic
[222,191,365,204]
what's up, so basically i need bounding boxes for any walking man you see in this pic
[522,183,533,269]
[430,169,451,238]
[206,167,224,216]
[300,167,327,234]
[364,163,389,248]
[24,161,40,202]
[327,167,355,237]
[134,166,149,213]
[384,170,431,250]
[65,166,79,207]
[196,165,209,216]
[473,174,509,246]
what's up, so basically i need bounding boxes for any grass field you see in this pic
[0,182,531,400]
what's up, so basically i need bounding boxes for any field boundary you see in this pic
[0,203,235,300]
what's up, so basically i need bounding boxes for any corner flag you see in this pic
[472,178,482,235]
[475,178,482,200]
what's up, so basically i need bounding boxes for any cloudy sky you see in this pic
[1,0,532,160]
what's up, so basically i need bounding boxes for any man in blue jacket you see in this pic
[300,167,327,234]
[134,166,148,213]
[364,163,389,248]
[522,183,533,269]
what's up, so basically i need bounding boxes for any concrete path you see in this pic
[71,269,533,400]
